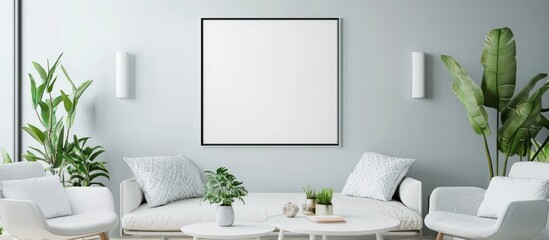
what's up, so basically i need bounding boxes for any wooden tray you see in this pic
[307,215,346,223]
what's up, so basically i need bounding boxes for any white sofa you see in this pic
[120,177,423,238]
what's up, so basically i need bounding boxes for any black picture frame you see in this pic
[201,18,340,146]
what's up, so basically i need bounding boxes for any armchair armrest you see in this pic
[493,200,549,240]
[65,187,115,214]
[397,177,422,215]
[120,178,144,217]
[429,187,485,215]
[0,199,48,239]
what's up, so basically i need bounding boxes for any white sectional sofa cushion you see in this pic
[120,177,423,237]
[122,193,422,231]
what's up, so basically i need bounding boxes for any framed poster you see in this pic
[201,18,340,146]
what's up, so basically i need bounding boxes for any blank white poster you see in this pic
[202,19,339,145]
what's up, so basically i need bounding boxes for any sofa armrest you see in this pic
[0,199,47,239]
[492,200,549,240]
[429,187,485,216]
[397,177,422,215]
[120,177,144,217]
[66,187,115,214]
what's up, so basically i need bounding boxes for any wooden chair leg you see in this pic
[436,232,444,240]
[99,232,109,240]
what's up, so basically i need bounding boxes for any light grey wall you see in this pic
[15,0,549,236]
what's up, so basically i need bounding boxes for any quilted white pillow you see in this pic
[477,176,549,219]
[342,152,415,201]
[124,154,204,208]
[0,176,72,219]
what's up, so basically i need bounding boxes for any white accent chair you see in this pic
[0,162,119,240]
[425,162,549,240]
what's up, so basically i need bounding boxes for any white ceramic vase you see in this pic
[217,205,235,227]
[315,204,333,215]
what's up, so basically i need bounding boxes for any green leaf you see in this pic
[61,65,77,91]
[29,74,38,108]
[36,83,47,107]
[498,82,549,156]
[90,172,110,181]
[60,90,73,113]
[32,61,48,82]
[75,80,93,99]
[530,139,549,162]
[502,74,548,122]
[47,53,63,81]
[480,27,517,111]
[38,101,51,127]
[441,55,491,136]
[47,76,58,93]
[23,124,46,144]
[90,182,106,187]
[89,150,105,161]
[1,147,12,164]
[23,153,39,161]
[52,96,64,109]
[57,126,65,153]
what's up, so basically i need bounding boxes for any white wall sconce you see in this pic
[412,52,425,99]
[116,52,130,99]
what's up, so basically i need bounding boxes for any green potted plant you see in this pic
[65,136,109,187]
[203,167,248,227]
[315,188,334,215]
[21,54,93,177]
[1,54,111,187]
[302,186,316,215]
[441,27,549,178]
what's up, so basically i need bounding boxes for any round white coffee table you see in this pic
[265,214,399,240]
[181,221,275,240]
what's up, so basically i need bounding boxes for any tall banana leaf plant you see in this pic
[442,27,549,178]
[22,53,92,177]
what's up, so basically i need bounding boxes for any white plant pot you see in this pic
[217,205,235,227]
[315,204,333,215]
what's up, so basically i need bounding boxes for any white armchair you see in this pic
[425,162,549,240]
[0,162,118,240]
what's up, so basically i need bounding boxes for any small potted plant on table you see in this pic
[302,186,316,215]
[203,167,248,227]
[315,188,334,215]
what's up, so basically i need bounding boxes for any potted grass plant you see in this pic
[203,167,248,227]
[315,188,334,215]
[302,186,316,215]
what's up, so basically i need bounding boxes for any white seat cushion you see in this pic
[46,211,118,236]
[121,193,422,231]
[425,211,497,239]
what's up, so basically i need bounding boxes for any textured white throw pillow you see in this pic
[0,176,72,219]
[124,154,204,208]
[342,152,415,201]
[477,176,549,219]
